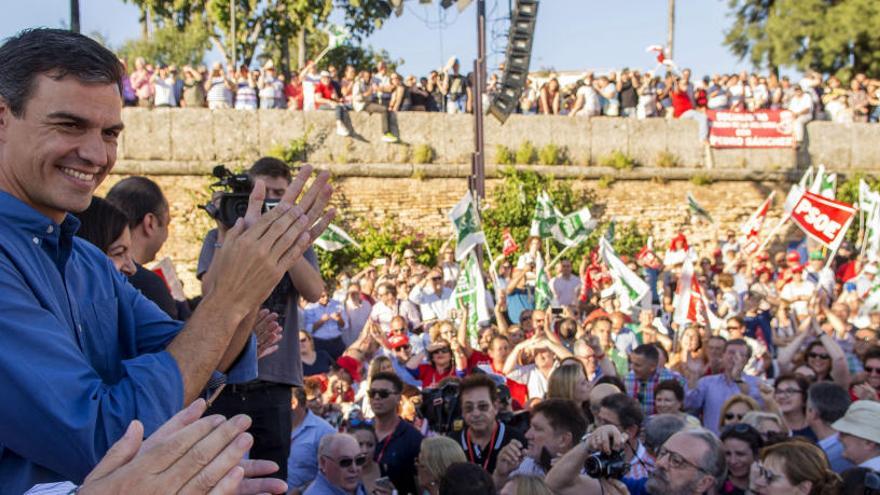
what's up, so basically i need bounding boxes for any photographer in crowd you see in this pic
[197,156,324,481]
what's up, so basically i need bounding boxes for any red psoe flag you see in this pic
[502,229,519,257]
[789,191,856,249]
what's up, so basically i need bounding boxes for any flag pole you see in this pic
[826,216,855,270]
[548,242,580,269]
[757,213,790,253]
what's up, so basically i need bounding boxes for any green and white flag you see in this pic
[809,164,836,199]
[599,237,649,313]
[448,190,486,261]
[314,223,360,251]
[687,193,714,223]
[530,190,564,239]
[325,24,350,49]
[861,179,879,213]
[452,252,491,347]
[533,252,552,310]
[558,207,597,247]
[865,201,880,261]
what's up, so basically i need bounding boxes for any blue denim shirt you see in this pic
[0,192,255,493]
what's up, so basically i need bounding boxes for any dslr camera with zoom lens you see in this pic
[200,165,279,228]
[584,450,630,479]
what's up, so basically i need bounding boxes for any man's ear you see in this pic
[143,212,158,235]
[0,98,11,142]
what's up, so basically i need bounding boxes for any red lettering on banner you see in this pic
[707,110,795,149]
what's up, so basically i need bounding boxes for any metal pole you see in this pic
[667,0,675,60]
[230,0,237,67]
[70,0,81,33]
[472,0,487,201]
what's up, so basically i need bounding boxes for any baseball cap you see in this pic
[832,401,880,445]
[865,264,878,275]
[790,264,804,273]
[388,334,410,349]
[319,70,331,78]
[809,251,825,261]
[335,355,362,382]
[786,251,801,263]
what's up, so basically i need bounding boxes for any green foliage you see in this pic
[412,144,435,165]
[267,132,312,164]
[597,175,615,188]
[495,145,515,165]
[655,151,680,169]
[838,173,880,242]
[598,150,637,170]
[318,44,402,73]
[690,173,713,186]
[724,0,880,79]
[516,141,538,165]
[539,144,569,166]
[316,219,442,280]
[117,21,211,67]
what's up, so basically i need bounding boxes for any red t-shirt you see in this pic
[314,82,335,108]
[671,89,694,118]
[285,82,303,110]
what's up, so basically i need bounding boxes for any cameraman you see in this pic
[452,374,526,474]
[595,393,653,481]
[199,157,324,480]
[546,425,727,495]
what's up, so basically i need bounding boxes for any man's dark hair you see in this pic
[292,386,306,405]
[439,462,496,495]
[249,157,292,182]
[531,399,587,444]
[720,423,763,456]
[459,373,498,404]
[725,338,753,360]
[74,196,130,253]
[0,28,123,117]
[106,176,168,228]
[370,371,403,394]
[807,382,851,425]
[863,346,880,365]
[656,379,685,402]
[644,414,687,454]
[632,343,659,364]
[599,393,644,431]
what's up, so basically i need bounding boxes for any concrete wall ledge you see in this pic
[114,160,817,183]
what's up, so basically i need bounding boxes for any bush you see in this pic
[495,145,515,165]
[267,133,311,164]
[598,150,637,170]
[539,144,568,166]
[516,141,538,165]
[412,144,435,164]
[655,151,680,168]
[690,173,713,186]
[838,173,880,242]
[597,175,615,188]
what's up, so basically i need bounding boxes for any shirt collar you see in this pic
[0,190,80,239]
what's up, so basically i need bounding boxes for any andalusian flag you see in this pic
[687,193,713,223]
[809,164,836,199]
[599,237,649,312]
[325,24,350,49]
[861,179,879,214]
[530,190,564,239]
[533,252,552,310]
[448,190,486,261]
[558,207,597,247]
[452,252,491,347]
[314,224,360,251]
[866,201,880,261]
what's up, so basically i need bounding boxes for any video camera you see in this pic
[200,165,279,228]
[420,380,462,435]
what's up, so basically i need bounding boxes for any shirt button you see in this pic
[32,237,40,245]
[46,225,54,234]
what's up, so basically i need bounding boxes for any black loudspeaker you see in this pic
[489,0,539,124]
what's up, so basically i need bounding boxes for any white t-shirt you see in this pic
[780,280,817,316]
[551,275,582,307]
[788,93,814,116]
[153,77,177,106]
[576,85,601,116]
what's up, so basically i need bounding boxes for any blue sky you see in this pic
[3,0,782,79]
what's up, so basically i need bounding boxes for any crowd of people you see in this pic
[5,28,880,495]
[123,50,880,145]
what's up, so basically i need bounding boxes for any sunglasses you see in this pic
[752,462,782,484]
[866,366,880,374]
[431,276,443,281]
[724,412,745,421]
[430,348,451,355]
[807,352,831,360]
[368,389,395,399]
[775,388,802,396]
[394,344,412,352]
[322,454,368,468]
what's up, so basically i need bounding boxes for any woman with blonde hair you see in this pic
[719,394,760,431]
[416,436,468,495]
[742,411,789,444]
[547,361,591,412]
[500,475,554,495]
[750,439,843,495]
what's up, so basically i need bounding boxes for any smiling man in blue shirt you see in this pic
[0,28,334,494]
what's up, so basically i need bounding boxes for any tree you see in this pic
[724,0,880,79]
[117,21,212,67]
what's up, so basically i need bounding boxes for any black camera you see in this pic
[584,450,630,479]
[201,165,279,228]
[420,380,462,435]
